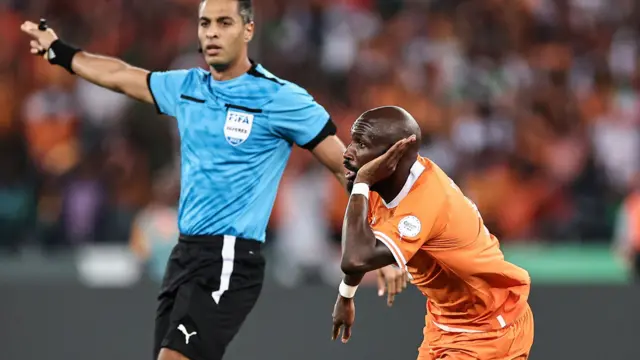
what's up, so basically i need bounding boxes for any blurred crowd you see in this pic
[2,0,640,280]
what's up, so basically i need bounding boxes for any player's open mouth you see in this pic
[345,171,356,181]
[344,162,359,181]
[345,166,358,181]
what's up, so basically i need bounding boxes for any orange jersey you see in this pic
[370,156,531,332]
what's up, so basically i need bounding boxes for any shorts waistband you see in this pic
[179,234,262,251]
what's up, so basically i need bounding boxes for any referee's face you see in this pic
[198,0,254,69]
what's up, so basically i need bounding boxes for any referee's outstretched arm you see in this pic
[21,20,153,105]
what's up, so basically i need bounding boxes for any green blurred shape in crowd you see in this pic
[503,244,629,284]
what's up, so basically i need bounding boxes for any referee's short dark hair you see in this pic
[201,0,254,24]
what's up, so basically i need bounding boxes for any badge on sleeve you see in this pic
[398,215,421,238]
[224,110,254,146]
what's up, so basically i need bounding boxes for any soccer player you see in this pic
[331,106,534,359]
[20,1,409,360]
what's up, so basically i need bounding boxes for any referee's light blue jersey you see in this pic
[147,62,335,242]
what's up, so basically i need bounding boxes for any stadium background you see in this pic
[1,0,639,358]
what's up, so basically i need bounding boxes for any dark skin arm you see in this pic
[332,136,416,343]
[315,137,401,278]
[332,194,396,344]
[314,131,408,302]
[341,194,396,283]
[340,194,395,322]
[341,136,417,282]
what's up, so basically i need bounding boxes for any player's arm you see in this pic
[340,137,416,278]
[331,192,395,344]
[21,20,152,104]
[340,193,396,276]
[317,130,411,304]
[333,186,417,343]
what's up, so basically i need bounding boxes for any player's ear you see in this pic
[244,21,254,42]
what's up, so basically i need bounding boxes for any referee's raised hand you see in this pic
[20,20,59,59]
[19,18,154,104]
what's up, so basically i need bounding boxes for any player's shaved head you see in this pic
[352,106,421,151]
[343,106,422,193]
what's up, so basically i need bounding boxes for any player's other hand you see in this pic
[355,135,417,186]
[331,295,355,344]
[20,20,59,58]
[377,265,409,307]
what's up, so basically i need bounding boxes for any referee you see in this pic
[21,1,408,360]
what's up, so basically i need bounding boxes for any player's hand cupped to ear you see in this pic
[331,295,355,344]
[355,135,417,186]
[377,265,409,307]
[20,20,59,59]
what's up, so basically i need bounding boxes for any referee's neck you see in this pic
[210,57,252,81]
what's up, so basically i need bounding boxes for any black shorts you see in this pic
[154,234,265,360]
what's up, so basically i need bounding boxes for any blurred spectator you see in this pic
[272,158,342,287]
[129,169,179,283]
[22,60,80,177]
[103,133,152,243]
[0,134,34,252]
[613,174,640,281]
[60,151,108,245]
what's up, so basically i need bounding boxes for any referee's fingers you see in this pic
[30,40,44,51]
[20,21,40,36]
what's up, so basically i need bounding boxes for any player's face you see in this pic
[198,0,254,69]
[343,120,391,191]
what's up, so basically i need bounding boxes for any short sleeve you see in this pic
[266,86,335,149]
[147,70,189,117]
[372,190,446,270]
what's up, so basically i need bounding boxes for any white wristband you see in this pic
[351,183,370,199]
[338,280,358,298]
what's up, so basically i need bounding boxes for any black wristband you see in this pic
[47,39,81,74]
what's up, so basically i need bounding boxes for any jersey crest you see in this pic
[224,110,254,146]
[398,215,421,238]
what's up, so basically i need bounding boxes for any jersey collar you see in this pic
[382,160,425,209]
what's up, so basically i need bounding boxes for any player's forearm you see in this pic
[343,272,365,286]
[71,52,153,103]
[341,195,391,273]
[341,195,375,265]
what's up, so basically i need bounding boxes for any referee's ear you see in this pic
[243,21,254,43]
